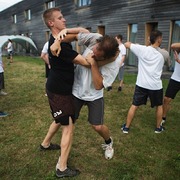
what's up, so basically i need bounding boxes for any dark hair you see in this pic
[116,34,123,41]
[43,7,61,28]
[8,39,12,42]
[96,35,119,59]
[150,30,162,44]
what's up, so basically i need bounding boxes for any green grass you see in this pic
[0,56,179,180]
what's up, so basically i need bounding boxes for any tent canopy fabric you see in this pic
[0,35,37,51]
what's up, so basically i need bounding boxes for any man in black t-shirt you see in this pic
[41,8,90,178]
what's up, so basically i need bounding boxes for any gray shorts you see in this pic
[118,65,125,81]
[74,96,104,125]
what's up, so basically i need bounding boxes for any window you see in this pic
[127,24,138,66]
[75,0,91,7]
[12,14,17,24]
[25,9,31,21]
[171,20,180,44]
[170,20,180,70]
[46,0,55,9]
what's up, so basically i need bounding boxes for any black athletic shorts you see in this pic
[132,85,163,108]
[46,90,75,125]
[0,72,5,89]
[165,78,180,99]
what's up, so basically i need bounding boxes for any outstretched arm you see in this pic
[50,27,89,56]
[124,42,132,49]
[171,43,180,51]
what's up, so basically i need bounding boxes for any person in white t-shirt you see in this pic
[41,41,51,78]
[107,34,126,91]
[41,41,51,96]
[121,30,169,134]
[162,43,180,124]
[73,32,120,160]
[0,48,7,96]
[6,39,13,63]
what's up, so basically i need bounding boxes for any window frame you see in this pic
[75,0,91,8]
[45,0,56,9]
[12,14,17,24]
[25,9,31,21]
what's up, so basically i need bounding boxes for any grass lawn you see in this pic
[0,56,179,180]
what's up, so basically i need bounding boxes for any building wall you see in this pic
[0,0,180,67]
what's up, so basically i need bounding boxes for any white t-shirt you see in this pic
[7,42,13,52]
[42,42,48,53]
[0,48,3,73]
[130,44,164,90]
[72,33,120,101]
[171,53,180,82]
[118,43,126,66]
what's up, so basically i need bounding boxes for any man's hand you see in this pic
[174,50,180,64]
[86,53,96,66]
[50,40,61,57]
[56,29,68,40]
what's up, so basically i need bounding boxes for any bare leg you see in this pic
[92,124,110,141]
[58,117,74,171]
[162,96,172,118]
[41,121,60,147]
[10,55,13,63]
[156,105,163,128]
[119,79,123,88]
[126,105,138,128]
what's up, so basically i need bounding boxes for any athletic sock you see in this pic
[105,138,111,144]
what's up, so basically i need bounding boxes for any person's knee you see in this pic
[92,124,103,132]
[164,96,172,104]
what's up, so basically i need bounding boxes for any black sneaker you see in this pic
[40,143,60,151]
[154,126,165,133]
[107,86,112,91]
[121,123,129,134]
[0,111,8,117]
[118,87,122,91]
[56,167,80,178]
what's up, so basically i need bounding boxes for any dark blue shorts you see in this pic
[132,85,163,108]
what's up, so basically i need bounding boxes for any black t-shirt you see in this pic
[46,34,78,95]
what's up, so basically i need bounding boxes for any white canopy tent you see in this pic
[0,35,38,54]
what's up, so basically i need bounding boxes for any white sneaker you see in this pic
[0,91,7,96]
[101,137,114,160]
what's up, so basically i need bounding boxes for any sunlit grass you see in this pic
[0,55,179,180]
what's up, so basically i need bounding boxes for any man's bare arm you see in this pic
[50,27,89,57]
[86,54,103,90]
[124,42,132,49]
[171,43,180,50]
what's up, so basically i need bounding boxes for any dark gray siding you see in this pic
[0,0,180,59]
